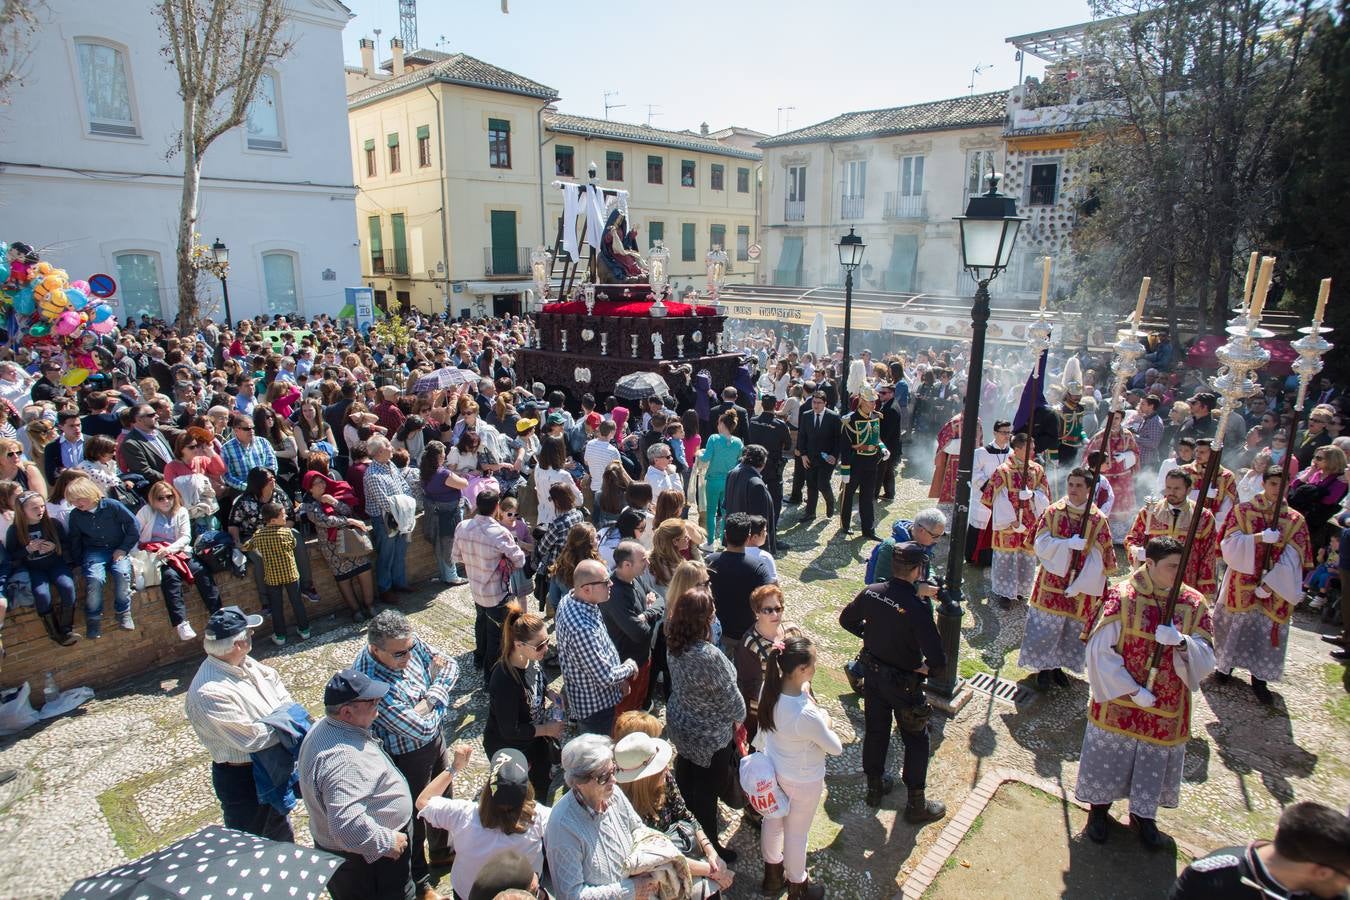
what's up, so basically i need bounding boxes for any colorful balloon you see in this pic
[54,309,81,336]
[89,317,115,335]
[68,280,89,295]
[60,368,91,387]
[38,289,69,320]
[12,285,35,315]
[65,287,88,310]
[91,303,112,323]
[29,322,50,337]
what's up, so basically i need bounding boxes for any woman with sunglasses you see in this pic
[484,600,565,799]
[0,437,47,498]
[736,584,800,744]
[135,481,221,641]
[166,430,221,538]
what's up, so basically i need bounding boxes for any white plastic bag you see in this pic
[40,686,94,720]
[739,751,791,819]
[0,683,41,735]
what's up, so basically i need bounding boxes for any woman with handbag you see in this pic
[756,634,842,899]
[484,600,565,799]
[135,482,222,642]
[665,585,746,865]
[614,711,736,898]
[299,470,376,621]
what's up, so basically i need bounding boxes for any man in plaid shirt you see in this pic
[556,557,637,737]
[364,436,413,602]
[353,610,460,896]
[1126,394,1165,470]
[221,412,278,492]
[451,488,526,673]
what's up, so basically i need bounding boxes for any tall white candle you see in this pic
[1314,277,1331,323]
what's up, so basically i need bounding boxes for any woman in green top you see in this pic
[699,410,743,542]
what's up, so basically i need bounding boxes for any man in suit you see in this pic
[748,394,792,544]
[121,403,173,484]
[877,382,904,501]
[44,410,85,485]
[725,444,779,555]
[797,390,842,520]
[708,386,751,443]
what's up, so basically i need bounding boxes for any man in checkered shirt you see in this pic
[555,557,637,738]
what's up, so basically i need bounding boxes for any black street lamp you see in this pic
[931,174,1025,701]
[211,238,233,327]
[837,227,867,382]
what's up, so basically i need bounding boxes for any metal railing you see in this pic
[1028,184,1057,206]
[483,246,531,276]
[784,199,805,221]
[369,250,409,275]
[841,196,865,220]
[884,191,927,219]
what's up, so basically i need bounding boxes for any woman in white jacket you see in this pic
[756,633,843,899]
[135,482,221,641]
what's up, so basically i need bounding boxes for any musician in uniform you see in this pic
[981,432,1049,608]
[839,383,884,540]
[1050,358,1087,474]
[1019,466,1117,689]
[966,420,1014,566]
[1125,468,1219,598]
[1184,440,1239,530]
[1215,466,1313,704]
[1075,536,1215,849]
[838,542,946,823]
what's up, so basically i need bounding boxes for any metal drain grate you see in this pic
[967,671,1033,707]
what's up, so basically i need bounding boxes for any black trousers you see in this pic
[391,736,450,887]
[320,834,415,900]
[803,461,836,518]
[474,601,511,672]
[160,558,222,627]
[211,762,293,842]
[788,455,806,503]
[877,443,901,499]
[840,455,879,533]
[765,464,785,523]
[673,739,741,851]
[861,672,931,790]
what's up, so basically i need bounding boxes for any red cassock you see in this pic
[929,414,983,503]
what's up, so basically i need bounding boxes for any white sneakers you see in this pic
[176,621,197,641]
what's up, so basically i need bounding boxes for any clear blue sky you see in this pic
[340,0,1094,136]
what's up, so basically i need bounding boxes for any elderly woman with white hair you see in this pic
[545,734,659,900]
[363,434,415,604]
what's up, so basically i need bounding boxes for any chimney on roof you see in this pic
[390,38,405,77]
[359,38,375,78]
[700,122,709,136]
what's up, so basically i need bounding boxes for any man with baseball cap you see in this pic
[185,606,297,841]
[299,667,416,900]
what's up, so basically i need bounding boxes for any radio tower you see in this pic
[399,0,419,51]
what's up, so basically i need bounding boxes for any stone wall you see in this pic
[1,534,440,699]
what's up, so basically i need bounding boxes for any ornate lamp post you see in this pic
[836,227,867,377]
[210,238,233,327]
[931,174,1025,702]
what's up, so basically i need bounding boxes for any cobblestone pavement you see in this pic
[1,464,1347,899]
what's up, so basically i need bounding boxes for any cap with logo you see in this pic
[323,668,390,706]
[204,605,264,640]
[486,748,531,806]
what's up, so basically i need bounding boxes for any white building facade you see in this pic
[0,0,359,323]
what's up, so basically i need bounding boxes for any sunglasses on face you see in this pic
[387,646,414,660]
[590,767,616,786]
[235,425,254,431]
[758,606,783,615]
[528,638,549,652]
[5,451,21,458]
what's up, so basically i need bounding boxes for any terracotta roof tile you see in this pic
[349,52,558,106]
[543,113,762,160]
[758,91,1008,147]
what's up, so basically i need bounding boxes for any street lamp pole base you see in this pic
[925,681,973,716]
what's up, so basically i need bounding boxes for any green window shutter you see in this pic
[774,236,804,286]
[489,117,510,133]
[648,221,664,248]
[387,133,399,147]
[416,125,430,140]
[557,145,573,157]
[681,222,696,261]
[367,216,382,252]
[648,155,661,167]
[363,139,375,151]
[710,224,725,249]
[390,213,407,272]
[490,210,519,274]
[886,235,919,292]
[606,151,622,163]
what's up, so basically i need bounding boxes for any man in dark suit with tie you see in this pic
[748,394,792,540]
[120,404,173,486]
[708,386,750,443]
[44,411,86,486]
[796,390,842,519]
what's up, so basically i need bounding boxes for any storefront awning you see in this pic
[463,281,536,295]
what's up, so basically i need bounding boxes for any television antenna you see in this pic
[604,90,625,120]
[646,105,661,126]
[969,62,993,94]
[777,106,796,133]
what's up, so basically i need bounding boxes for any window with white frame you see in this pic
[114,252,163,319]
[843,160,866,199]
[262,252,300,315]
[966,149,998,195]
[899,155,924,196]
[75,40,137,136]
[246,73,284,151]
[787,166,806,202]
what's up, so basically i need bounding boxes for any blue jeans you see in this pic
[82,548,132,623]
[426,499,461,582]
[372,516,409,592]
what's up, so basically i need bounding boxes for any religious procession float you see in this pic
[514,165,742,398]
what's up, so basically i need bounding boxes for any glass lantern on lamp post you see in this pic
[210,238,233,327]
[930,172,1025,703]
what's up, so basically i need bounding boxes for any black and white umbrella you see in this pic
[63,826,342,900]
[613,370,670,401]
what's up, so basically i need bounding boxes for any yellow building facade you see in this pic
[348,51,761,317]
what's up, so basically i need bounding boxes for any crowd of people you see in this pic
[0,307,1346,900]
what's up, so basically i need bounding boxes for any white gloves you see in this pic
[1207,487,1218,498]
[1131,687,1157,708]
[1254,585,1271,599]
[1260,528,1281,544]
[1130,545,1146,563]
[1154,624,1183,646]
[1013,523,1027,533]
[1114,453,1128,462]
[1019,489,1034,500]
[1066,535,1088,551]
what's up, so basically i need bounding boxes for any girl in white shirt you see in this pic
[756,634,842,898]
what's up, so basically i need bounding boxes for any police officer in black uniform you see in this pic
[748,394,792,549]
[839,541,947,822]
